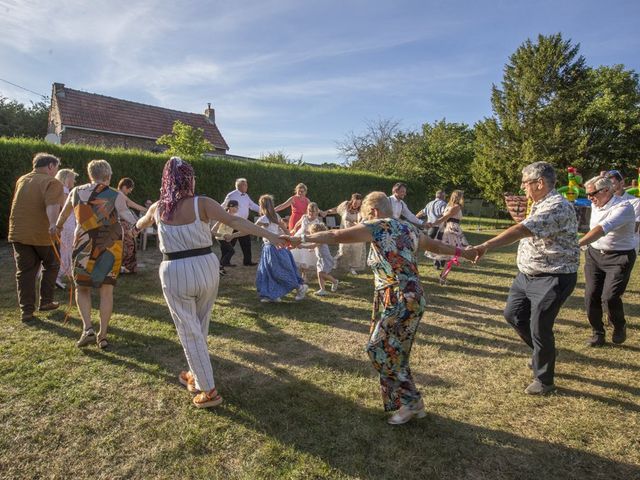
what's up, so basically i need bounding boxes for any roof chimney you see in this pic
[204,103,215,124]
[53,82,66,98]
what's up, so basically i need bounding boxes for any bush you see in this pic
[0,138,426,238]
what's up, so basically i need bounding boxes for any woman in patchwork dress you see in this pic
[287,191,478,425]
[56,160,140,349]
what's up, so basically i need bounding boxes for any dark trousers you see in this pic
[12,242,60,316]
[584,247,636,335]
[219,239,237,266]
[237,234,253,265]
[427,227,444,267]
[504,271,577,385]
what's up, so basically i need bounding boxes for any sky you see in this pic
[1,0,638,164]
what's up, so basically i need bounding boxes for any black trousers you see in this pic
[237,234,253,265]
[219,239,236,266]
[504,271,577,385]
[12,242,60,316]
[584,247,636,335]
[427,227,444,267]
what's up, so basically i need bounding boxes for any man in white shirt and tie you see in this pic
[388,183,423,227]
[579,175,637,346]
[221,178,260,266]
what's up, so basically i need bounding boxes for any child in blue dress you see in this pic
[255,194,308,303]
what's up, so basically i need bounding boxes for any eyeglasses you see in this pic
[586,188,605,198]
[520,178,539,188]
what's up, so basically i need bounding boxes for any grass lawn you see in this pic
[1,232,639,480]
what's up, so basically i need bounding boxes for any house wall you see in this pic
[60,128,227,154]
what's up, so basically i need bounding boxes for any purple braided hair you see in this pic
[158,156,195,222]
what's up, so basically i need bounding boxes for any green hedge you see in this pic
[1,137,428,238]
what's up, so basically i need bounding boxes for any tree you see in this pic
[474,33,590,203]
[578,65,640,174]
[337,118,400,173]
[0,96,49,138]
[156,120,213,158]
[259,150,303,165]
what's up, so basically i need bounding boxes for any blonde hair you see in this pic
[258,194,279,224]
[55,168,78,185]
[295,183,307,194]
[448,190,464,208]
[309,223,327,234]
[307,202,319,214]
[362,191,393,219]
[87,159,112,182]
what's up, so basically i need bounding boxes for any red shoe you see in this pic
[193,388,223,408]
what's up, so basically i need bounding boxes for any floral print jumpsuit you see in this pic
[364,218,427,412]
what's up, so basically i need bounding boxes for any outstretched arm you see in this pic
[578,225,605,248]
[275,196,293,212]
[288,223,372,246]
[418,233,477,261]
[136,202,158,229]
[474,223,532,261]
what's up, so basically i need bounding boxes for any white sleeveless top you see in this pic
[156,197,213,254]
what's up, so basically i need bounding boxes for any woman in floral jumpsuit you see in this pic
[288,191,478,424]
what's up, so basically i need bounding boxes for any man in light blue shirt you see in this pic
[417,190,447,268]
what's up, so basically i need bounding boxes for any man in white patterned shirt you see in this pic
[221,178,260,266]
[474,162,579,395]
[579,175,636,346]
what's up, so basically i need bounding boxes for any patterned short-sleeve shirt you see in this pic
[517,190,579,275]
[363,218,423,296]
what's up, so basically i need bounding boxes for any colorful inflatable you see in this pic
[625,168,640,197]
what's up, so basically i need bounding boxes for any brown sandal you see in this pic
[97,337,109,349]
[178,371,199,393]
[193,388,223,408]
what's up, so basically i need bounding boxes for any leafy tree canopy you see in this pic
[0,96,49,139]
[156,120,213,158]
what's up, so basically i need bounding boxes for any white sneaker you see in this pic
[294,284,308,301]
[315,289,329,296]
[331,280,339,292]
[261,297,281,303]
[350,269,357,275]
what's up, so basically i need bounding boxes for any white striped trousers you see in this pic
[159,253,220,392]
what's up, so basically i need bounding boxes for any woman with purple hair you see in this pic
[137,157,286,408]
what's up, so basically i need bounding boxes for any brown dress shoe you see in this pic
[39,302,60,311]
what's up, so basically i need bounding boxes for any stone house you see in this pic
[46,83,229,153]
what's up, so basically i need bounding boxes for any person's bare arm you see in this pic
[125,196,147,213]
[274,196,293,212]
[418,233,477,261]
[202,197,285,246]
[578,225,605,248]
[433,205,459,225]
[474,223,533,261]
[288,223,372,246]
[136,202,158,230]
[54,201,72,236]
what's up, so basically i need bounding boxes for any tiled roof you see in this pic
[53,84,229,150]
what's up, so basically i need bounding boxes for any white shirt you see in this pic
[590,194,636,251]
[221,189,260,220]
[255,214,282,244]
[619,191,640,250]
[388,195,421,225]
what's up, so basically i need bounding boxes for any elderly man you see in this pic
[221,178,260,266]
[606,170,640,250]
[388,183,423,226]
[8,152,65,322]
[474,162,579,395]
[579,176,636,346]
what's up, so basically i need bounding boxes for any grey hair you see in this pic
[55,168,78,184]
[584,175,612,193]
[87,159,112,182]
[435,190,445,198]
[235,177,247,187]
[521,161,556,188]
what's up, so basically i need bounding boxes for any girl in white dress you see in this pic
[323,193,366,274]
[291,202,321,280]
[430,190,469,284]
